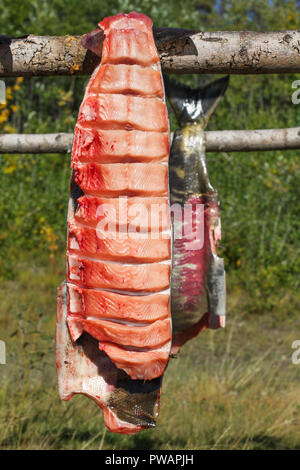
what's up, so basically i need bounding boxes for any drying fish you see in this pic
[89,64,164,97]
[74,162,168,197]
[68,223,170,262]
[72,129,169,165]
[67,255,170,291]
[57,284,163,434]
[56,12,172,435]
[67,285,170,323]
[73,196,170,232]
[164,75,229,354]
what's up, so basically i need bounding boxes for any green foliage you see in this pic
[0,0,300,313]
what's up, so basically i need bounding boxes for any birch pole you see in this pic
[1,128,299,153]
[1,30,300,76]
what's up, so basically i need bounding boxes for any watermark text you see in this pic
[291,80,300,104]
[0,80,6,104]
[89,198,206,250]
[0,340,6,365]
[291,340,300,365]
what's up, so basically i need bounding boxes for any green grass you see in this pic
[0,256,300,450]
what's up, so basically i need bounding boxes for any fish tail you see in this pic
[163,75,229,128]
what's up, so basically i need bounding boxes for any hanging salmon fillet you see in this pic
[56,12,172,434]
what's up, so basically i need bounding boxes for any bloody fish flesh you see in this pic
[56,12,172,434]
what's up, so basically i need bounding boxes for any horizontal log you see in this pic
[206,127,300,152]
[1,30,300,76]
[0,133,73,153]
[1,128,299,154]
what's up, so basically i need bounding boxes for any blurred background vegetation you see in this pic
[0,0,300,450]
[1,0,300,314]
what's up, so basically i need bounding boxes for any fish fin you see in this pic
[81,29,105,57]
[164,75,229,128]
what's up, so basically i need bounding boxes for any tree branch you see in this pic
[206,127,300,152]
[1,128,299,153]
[0,133,73,153]
[1,30,300,76]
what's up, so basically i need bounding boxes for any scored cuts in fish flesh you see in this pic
[56,11,228,435]
[56,12,172,434]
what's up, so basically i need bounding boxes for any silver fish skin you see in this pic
[164,75,229,353]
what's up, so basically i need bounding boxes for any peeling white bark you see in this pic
[206,127,300,152]
[1,30,300,76]
[0,133,73,153]
[1,128,299,154]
